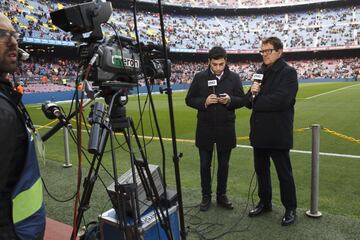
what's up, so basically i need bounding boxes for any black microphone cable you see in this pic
[184,165,258,240]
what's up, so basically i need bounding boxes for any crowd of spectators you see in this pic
[107,6,359,50]
[1,0,359,50]
[288,58,359,80]
[14,57,359,93]
[14,58,77,93]
[138,0,336,8]
[170,57,360,84]
[1,0,358,92]
[1,0,72,41]
[16,58,77,82]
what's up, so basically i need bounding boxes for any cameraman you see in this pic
[185,46,245,211]
[0,13,45,239]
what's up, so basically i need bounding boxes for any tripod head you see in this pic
[104,87,130,132]
[87,87,130,154]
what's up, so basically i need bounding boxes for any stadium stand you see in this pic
[1,0,359,50]
[131,0,342,8]
[170,58,360,83]
[13,57,359,92]
[0,0,359,92]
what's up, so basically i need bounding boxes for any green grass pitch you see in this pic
[27,81,360,239]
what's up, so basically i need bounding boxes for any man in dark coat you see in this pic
[0,13,45,239]
[185,46,245,211]
[245,37,298,226]
[0,13,27,240]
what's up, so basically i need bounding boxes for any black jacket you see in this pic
[0,78,27,197]
[246,58,298,149]
[186,66,245,151]
[0,77,29,239]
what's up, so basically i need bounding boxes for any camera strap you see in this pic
[0,91,46,163]
[0,91,35,130]
[17,101,36,133]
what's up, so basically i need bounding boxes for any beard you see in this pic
[0,53,17,74]
[0,62,17,73]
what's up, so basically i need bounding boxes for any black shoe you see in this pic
[200,195,211,211]
[216,194,234,210]
[248,202,272,217]
[281,209,296,226]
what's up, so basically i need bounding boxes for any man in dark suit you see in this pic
[246,37,298,226]
[185,46,245,211]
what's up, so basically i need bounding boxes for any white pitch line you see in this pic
[35,124,360,159]
[236,144,360,159]
[291,149,360,159]
[305,83,360,100]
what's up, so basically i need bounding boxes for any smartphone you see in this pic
[218,93,227,97]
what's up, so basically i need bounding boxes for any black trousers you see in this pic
[253,148,297,210]
[199,148,231,196]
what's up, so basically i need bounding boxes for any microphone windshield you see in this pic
[252,73,263,83]
[41,101,61,119]
[18,48,30,61]
[207,79,218,87]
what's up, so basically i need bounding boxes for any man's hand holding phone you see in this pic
[218,93,230,105]
[205,94,218,108]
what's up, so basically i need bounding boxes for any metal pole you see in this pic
[306,124,322,218]
[156,1,186,239]
[63,125,72,168]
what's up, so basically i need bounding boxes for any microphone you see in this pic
[41,91,102,142]
[251,71,264,99]
[18,48,30,61]
[88,102,105,154]
[207,79,218,94]
[41,101,66,123]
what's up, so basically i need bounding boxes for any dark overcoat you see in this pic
[246,58,298,149]
[185,66,245,151]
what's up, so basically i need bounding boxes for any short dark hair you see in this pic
[262,37,283,50]
[208,46,227,60]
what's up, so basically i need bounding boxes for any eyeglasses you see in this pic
[0,29,20,43]
[259,48,276,55]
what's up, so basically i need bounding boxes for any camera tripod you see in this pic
[71,89,175,240]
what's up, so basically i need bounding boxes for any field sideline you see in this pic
[28,81,360,239]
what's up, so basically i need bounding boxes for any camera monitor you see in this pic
[50,1,112,40]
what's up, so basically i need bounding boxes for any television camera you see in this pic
[50,1,171,88]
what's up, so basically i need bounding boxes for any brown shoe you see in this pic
[200,195,211,211]
[216,194,234,210]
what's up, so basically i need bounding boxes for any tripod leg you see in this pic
[124,120,143,238]
[71,130,109,240]
[126,117,174,240]
[108,129,129,239]
[109,129,141,240]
